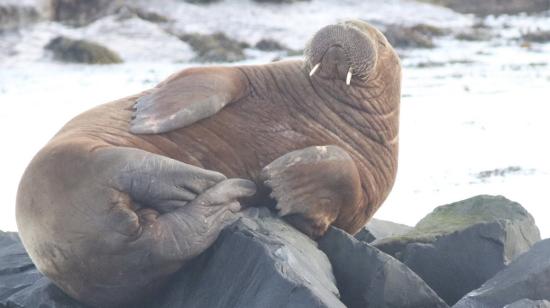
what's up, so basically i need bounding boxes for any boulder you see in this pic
[115,6,170,23]
[252,0,310,3]
[154,208,345,307]
[418,0,550,16]
[318,227,449,308]
[522,30,550,43]
[375,195,541,305]
[45,36,123,64]
[0,209,345,308]
[178,32,248,63]
[0,3,40,32]
[0,231,84,308]
[505,299,550,308]
[454,239,550,308]
[383,24,435,49]
[355,218,413,243]
[47,0,124,27]
[184,0,222,3]
[255,38,291,51]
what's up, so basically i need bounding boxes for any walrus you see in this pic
[16,20,400,307]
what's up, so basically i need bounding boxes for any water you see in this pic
[1,0,549,237]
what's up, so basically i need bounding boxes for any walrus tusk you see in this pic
[309,63,320,77]
[346,68,352,86]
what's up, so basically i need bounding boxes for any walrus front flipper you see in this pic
[130,66,249,134]
[261,145,363,238]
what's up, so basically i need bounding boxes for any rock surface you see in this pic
[0,210,344,308]
[0,231,84,308]
[318,227,449,308]
[522,30,550,43]
[454,239,550,308]
[47,0,124,27]
[355,218,413,243]
[383,24,436,49]
[419,0,550,16]
[504,299,550,308]
[178,32,247,63]
[375,195,541,305]
[0,3,40,32]
[45,36,123,64]
[154,208,344,308]
[252,0,310,3]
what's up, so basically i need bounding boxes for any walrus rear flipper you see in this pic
[130,66,249,134]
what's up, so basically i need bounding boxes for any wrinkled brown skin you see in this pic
[16,21,400,308]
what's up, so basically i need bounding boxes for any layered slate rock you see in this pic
[454,239,550,308]
[375,195,541,305]
[154,208,345,308]
[0,209,344,308]
[0,231,84,308]
[355,218,413,243]
[318,227,448,308]
[45,36,123,64]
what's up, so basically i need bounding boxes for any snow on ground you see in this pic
[1,0,549,237]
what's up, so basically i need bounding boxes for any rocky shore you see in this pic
[2,0,549,66]
[1,195,549,307]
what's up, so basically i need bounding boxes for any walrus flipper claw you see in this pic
[261,145,363,238]
[130,66,249,134]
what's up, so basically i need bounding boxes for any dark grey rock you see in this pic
[178,32,248,63]
[115,6,170,23]
[504,299,550,308]
[318,227,449,308]
[255,38,290,51]
[184,0,222,3]
[383,24,435,49]
[375,195,541,306]
[1,210,343,308]
[522,30,550,43]
[355,218,413,243]
[47,0,124,27]
[45,36,123,64]
[418,0,550,16]
[455,29,493,41]
[0,3,40,32]
[0,231,84,308]
[252,0,310,3]
[454,239,550,308]
[155,208,345,308]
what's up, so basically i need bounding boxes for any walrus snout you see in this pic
[304,20,379,84]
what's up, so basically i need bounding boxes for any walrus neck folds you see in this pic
[304,20,378,86]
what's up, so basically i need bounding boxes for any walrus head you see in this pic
[304,20,379,86]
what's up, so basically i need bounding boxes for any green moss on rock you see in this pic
[179,32,247,63]
[45,36,123,64]
[386,195,535,242]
